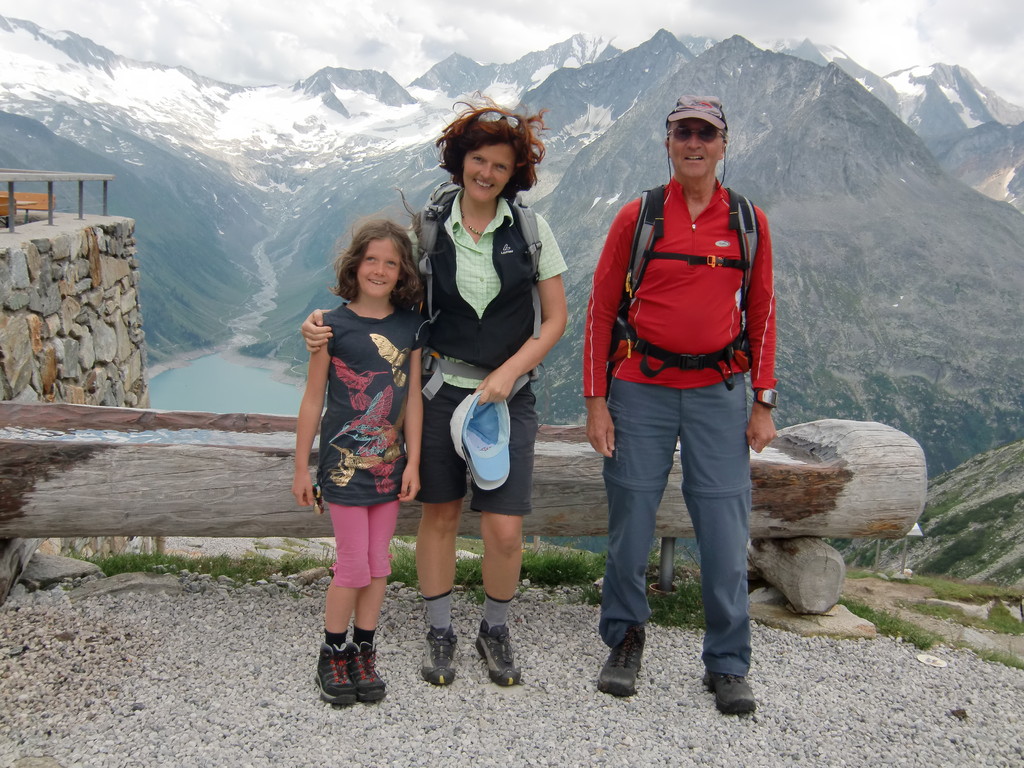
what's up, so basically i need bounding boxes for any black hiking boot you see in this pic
[315,643,357,705]
[421,625,457,686]
[597,624,645,697]
[348,642,386,702]
[475,621,522,686]
[703,671,757,714]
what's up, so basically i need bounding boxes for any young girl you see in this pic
[292,219,424,705]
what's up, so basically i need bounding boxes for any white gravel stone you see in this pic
[1,578,1022,767]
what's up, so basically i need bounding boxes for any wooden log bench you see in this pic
[0,402,928,610]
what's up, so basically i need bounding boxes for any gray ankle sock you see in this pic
[423,590,453,632]
[483,594,512,630]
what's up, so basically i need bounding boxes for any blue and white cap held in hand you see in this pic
[449,392,511,491]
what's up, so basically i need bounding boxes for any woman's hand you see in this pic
[301,309,332,352]
[475,365,519,403]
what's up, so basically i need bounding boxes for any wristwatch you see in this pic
[754,388,778,409]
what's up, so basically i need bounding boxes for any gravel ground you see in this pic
[2,572,1023,768]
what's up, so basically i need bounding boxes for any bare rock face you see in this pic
[67,571,182,602]
[17,552,103,592]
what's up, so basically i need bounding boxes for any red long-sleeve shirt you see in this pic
[583,180,776,398]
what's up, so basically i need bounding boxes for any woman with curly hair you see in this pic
[303,102,567,688]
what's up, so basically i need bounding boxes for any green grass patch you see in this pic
[909,600,1024,637]
[88,551,332,582]
[521,548,604,587]
[973,648,1024,671]
[647,569,705,630]
[904,574,1022,604]
[388,546,418,585]
[987,601,1024,635]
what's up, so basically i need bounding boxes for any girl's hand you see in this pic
[292,471,318,511]
[397,467,420,502]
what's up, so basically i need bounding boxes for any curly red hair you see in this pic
[437,101,547,198]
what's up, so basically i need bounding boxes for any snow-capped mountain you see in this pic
[3,15,1024,476]
[411,33,621,99]
[780,38,1024,139]
[777,39,1024,212]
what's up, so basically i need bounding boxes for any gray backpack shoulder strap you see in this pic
[510,193,543,339]
[417,182,462,325]
[725,188,758,312]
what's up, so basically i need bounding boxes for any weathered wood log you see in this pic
[0,403,927,540]
[0,537,41,603]
[748,537,847,614]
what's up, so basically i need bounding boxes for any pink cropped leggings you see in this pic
[327,500,399,588]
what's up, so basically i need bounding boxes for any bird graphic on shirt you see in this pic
[327,388,401,494]
[331,387,399,459]
[331,355,389,410]
[370,333,410,387]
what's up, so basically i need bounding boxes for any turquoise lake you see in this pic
[147,353,303,416]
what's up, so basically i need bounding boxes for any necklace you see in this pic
[460,204,488,236]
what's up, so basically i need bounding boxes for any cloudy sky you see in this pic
[2,0,1022,105]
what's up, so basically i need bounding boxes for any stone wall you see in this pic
[1,215,153,560]
[0,217,149,407]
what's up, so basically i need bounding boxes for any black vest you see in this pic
[427,212,536,370]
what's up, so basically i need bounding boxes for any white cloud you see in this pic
[1,0,1021,104]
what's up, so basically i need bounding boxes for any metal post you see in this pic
[658,536,676,593]
[46,180,54,225]
[102,180,109,216]
[6,181,14,233]
[78,180,84,219]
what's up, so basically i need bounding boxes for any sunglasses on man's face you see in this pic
[669,125,721,142]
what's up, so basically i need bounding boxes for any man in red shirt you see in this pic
[583,96,777,715]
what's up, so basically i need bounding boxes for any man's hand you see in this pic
[301,309,331,352]
[746,404,777,453]
[585,397,615,458]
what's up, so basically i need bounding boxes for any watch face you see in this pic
[757,389,778,407]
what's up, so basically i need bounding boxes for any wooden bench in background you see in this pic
[9,192,55,223]
[0,402,928,610]
[0,195,16,224]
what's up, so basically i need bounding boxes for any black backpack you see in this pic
[609,185,759,389]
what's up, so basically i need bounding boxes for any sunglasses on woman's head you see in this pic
[669,125,721,142]
[477,110,521,129]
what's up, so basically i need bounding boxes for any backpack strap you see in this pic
[416,183,543,399]
[510,193,543,339]
[417,183,543,339]
[421,350,533,401]
[417,182,462,327]
[626,185,665,297]
[726,188,758,312]
[610,185,760,390]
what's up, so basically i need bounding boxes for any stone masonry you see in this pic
[0,216,149,408]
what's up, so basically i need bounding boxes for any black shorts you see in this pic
[417,383,537,515]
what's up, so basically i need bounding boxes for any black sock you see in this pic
[325,630,347,651]
[352,626,376,648]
